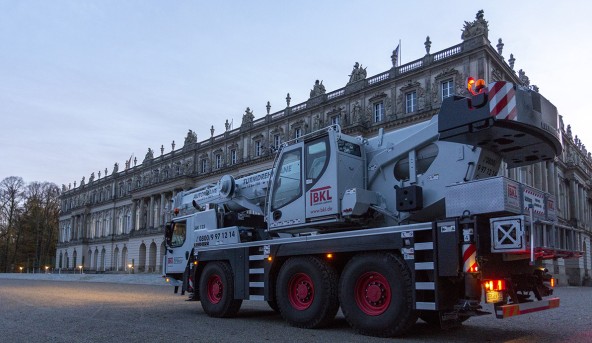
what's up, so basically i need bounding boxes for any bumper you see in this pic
[495,297,560,318]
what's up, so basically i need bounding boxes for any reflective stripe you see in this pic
[489,81,517,120]
[462,243,477,272]
[496,298,560,318]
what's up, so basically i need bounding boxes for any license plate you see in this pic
[486,290,504,303]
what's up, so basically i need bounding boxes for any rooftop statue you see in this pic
[144,148,154,162]
[184,129,197,146]
[241,107,255,126]
[462,10,489,40]
[348,62,367,84]
[309,80,326,98]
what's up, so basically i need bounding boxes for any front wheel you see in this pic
[339,252,416,337]
[276,256,339,329]
[198,261,242,317]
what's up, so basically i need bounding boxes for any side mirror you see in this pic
[164,223,173,246]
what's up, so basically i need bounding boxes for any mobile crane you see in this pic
[163,79,579,337]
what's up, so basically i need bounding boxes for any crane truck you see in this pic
[163,80,578,337]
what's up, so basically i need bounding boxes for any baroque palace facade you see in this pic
[57,11,591,285]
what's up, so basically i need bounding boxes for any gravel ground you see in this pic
[1,274,590,343]
[0,272,167,285]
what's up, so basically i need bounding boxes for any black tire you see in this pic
[339,252,417,337]
[198,261,242,317]
[276,256,339,329]
[267,300,280,313]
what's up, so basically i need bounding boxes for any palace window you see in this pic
[442,79,454,100]
[230,149,237,165]
[294,128,302,140]
[215,154,222,169]
[201,159,208,173]
[406,91,417,113]
[255,140,262,157]
[273,134,281,150]
[331,115,340,126]
[374,101,384,122]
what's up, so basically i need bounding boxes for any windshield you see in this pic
[169,221,187,248]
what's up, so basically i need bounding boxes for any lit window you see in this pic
[406,91,417,113]
[442,79,454,100]
[374,102,384,122]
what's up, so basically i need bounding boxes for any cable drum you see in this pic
[219,175,236,199]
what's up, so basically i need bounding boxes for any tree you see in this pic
[0,177,60,273]
[0,176,25,272]
[20,182,60,271]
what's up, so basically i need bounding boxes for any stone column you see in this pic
[73,216,77,240]
[131,200,137,232]
[578,186,583,224]
[569,179,577,220]
[149,196,155,228]
[541,162,548,193]
[533,163,541,190]
[160,193,166,227]
[546,161,555,196]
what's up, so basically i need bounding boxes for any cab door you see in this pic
[267,143,305,231]
[304,135,338,219]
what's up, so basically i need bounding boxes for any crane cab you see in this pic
[266,126,366,233]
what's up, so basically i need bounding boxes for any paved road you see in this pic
[0,277,590,343]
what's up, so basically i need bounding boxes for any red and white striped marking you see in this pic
[462,243,478,273]
[488,81,517,121]
[524,188,545,216]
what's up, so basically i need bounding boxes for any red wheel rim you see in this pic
[206,274,223,304]
[354,271,391,316]
[288,272,314,310]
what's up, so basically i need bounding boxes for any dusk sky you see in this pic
[2,1,591,188]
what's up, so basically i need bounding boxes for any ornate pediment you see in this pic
[327,106,343,116]
[270,125,284,135]
[290,119,306,129]
[400,80,421,92]
[435,67,459,80]
[368,92,387,102]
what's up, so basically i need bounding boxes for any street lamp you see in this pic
[45,266,49,274]
[19,266,23,273]
[128,263,133,274]
[78,265,83,274]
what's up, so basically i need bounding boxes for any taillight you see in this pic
[483,279,507,292]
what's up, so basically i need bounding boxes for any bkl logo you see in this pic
[547,199,555,211]
[507,184,518,199]
[310,186,332,205]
